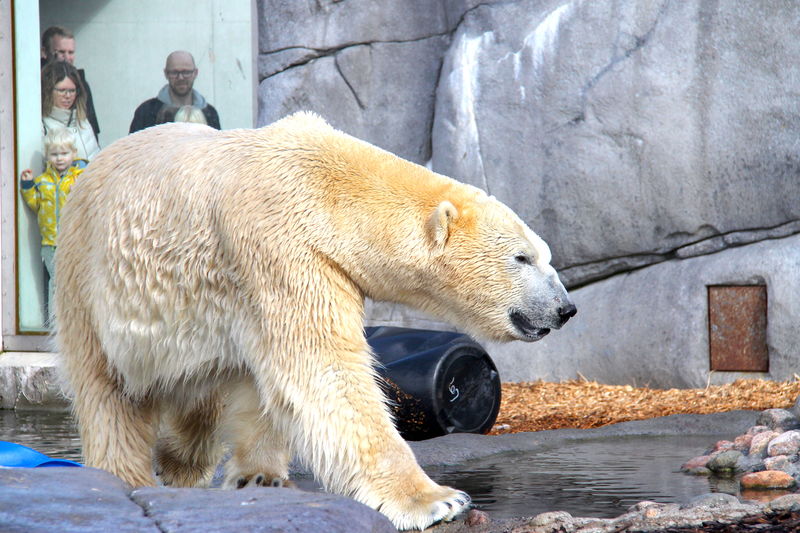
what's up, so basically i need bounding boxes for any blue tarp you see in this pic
[0,441,82,468]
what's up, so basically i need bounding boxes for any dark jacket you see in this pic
[129,85,221,133]
[78,69,100,139]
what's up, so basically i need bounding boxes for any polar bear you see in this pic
[55,112,575,531]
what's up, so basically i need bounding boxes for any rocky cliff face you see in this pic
[257,0,800,386]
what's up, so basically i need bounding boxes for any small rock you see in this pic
[681,455,711,472]
[713,440,735,452]
[465,509,489,526]
[492,424,511,434]
[642,507,661,518]
[741,470,796,489]
[684,492,740,509]
[733,434,753,451]
[764,455,791,472]
[628,500,661,512]
[747,425,772,435]
[750,430,780,458]
[768,430,800,457]
[765,493,800,512]
[528,510,573,527]
[707,450,746,474]
[756,409,800,431]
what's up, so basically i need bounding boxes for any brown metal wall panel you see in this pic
[708,285,768,372]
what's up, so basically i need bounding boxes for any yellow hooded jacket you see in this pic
[21,160,87,246]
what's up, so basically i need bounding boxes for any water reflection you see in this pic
[426,434,736,519]
[0,409,81,463]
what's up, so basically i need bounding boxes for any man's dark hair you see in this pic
[41,25,74,56]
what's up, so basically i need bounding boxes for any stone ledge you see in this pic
[0,467,398,533]
[0,352,68,409]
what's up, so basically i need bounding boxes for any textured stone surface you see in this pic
[706,450,745,474]
[0,467,159,533]
[685,493,740,509]
[257,1,800,283]
[733,434,753,452]
[0,353,67,409]
[749,431,780,459]
[763,455,792,473]
[131,486,397,533]
[756,409,800,432]
[680,455,711,471]
[258,35,450,163]
[253,0,800,388]
[766,494,800,512]
[767,430,800,457]
[0,468,397,533]
[430,0,800,283]
[712,440,734,453]
[450,234,799,387]
[741,470,796,490]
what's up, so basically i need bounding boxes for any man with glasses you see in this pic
[129,50,221,133]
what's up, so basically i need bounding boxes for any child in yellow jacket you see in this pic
[20,127,87,319]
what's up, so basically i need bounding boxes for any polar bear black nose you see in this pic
[558,303,577,323]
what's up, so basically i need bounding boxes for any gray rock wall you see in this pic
[484,234,800,388]
[432,0,800,285]
[257,0,800,386]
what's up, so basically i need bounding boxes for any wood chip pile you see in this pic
[491,378,800,434]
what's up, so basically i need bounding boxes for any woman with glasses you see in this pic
[41,61,100,161]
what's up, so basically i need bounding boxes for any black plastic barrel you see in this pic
[366,326,501,441]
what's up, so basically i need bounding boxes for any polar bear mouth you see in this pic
[509,310,551,340]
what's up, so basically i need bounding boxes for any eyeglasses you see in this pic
[54,88,77,95]
[166,69,196,79]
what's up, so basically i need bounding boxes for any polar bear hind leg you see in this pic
[221,379,294,489]
[154,391,225,488]
[57,305,158,487]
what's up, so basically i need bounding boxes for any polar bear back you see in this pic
[57,116,354,394]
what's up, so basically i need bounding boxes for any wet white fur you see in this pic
[55,112,567,530]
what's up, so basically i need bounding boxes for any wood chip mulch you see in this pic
[490,378,800,434]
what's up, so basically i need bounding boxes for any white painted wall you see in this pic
[40,0,254,148]
[7,0,255,332]
[16,1,46,330]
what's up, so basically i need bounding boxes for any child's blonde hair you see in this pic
[44,127,78,155]
[174,105,208,125]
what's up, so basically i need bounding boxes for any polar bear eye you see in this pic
[514,254,532,265]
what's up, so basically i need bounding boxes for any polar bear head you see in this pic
[421,193,576,343]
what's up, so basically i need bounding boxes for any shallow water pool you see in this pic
[2,411,742,519]
[0,409,82,462]
[425,434,739,519]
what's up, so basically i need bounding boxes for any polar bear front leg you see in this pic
[354,436,472,530]
[258,344,470,531]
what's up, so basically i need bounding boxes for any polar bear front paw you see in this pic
[223,472,296,489]
[383,486,471,531]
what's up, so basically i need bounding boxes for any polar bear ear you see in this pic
[426,201,458,248]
